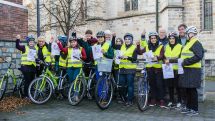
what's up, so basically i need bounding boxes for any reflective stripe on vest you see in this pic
[67,48,82,68]
[119,44,137,69]
[145,45,163,68]
[21,46,36,66]
[181,38,201,68]
[164,44,182,70]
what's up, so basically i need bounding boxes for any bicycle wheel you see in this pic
[61,74,70,98]
[0,76,8,101]
[137,77,149,111]
[95,75,113,110]
[68,77,86,106]
[28,77,53,104]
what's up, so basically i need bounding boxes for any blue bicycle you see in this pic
[136,60,150,111]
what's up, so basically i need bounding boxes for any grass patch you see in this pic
[205,76,215,81]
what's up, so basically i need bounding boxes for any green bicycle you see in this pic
[68,57,96,106]
[28,60,69,104]
[0,59,24,100]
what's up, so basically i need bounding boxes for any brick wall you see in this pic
[0,1,28,40]
[5,0,23,5]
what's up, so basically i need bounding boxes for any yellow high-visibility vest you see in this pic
[119,44,137,69]
[181,38,201,68]
[164,44,182,70]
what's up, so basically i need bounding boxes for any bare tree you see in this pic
[39,0,86,36]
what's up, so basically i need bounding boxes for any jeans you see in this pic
[67,67,81,83]
[119,74,135,102]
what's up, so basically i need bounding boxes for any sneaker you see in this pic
[149,99,156,107]
[159,100,167,108]
[175,103,182,110]
[186,110,199,116]
[167,102,173,108]
[181,108,190,114]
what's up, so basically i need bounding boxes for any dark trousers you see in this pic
[168,87,182,103]
[22,71,35,97]
[36,65,44,77]
[148,69,165,101]
[186,88,198,111]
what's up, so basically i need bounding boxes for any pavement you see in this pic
[0,81,215,121]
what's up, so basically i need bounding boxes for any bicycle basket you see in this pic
[97,58,113,72]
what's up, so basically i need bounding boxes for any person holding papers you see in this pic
[179,26,204,116]
[164,32,182,108]
[57,38,87,83]
[16,35,37,98]
[118,33,137,106]
[137,32,165,108]
[92,31,114,80]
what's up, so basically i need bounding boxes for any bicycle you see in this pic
[28,60,69,104]
[94,58,114,110]
[68,57,96,106]
[136,60,158,111]
[0,58,24,100]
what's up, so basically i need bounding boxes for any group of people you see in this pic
[15,23,204,116]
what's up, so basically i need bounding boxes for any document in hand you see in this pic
[92,45,103,60]
[51,42,60,55]
[162,64,174,79]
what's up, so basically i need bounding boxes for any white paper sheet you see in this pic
[178,59,184,74]
[143,50,154,62]
[162,64,174,79]
[51,42,60,55]
[71,49,81,61]
[92,45,103,60]
[27,49,37,61]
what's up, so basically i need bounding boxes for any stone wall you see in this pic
[0,40,22,75]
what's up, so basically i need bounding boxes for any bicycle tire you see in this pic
[18,78,25,98]
[0,75,8,101]
[61,74,70,98]
[95,75,113,110]
[28,77,53,104]
[68,77,86,106]
[137,77,149,111]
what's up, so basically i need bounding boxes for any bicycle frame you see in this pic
[0,63,18,88]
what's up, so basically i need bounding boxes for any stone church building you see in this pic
[75,0,215,76]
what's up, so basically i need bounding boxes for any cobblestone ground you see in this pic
[0,92,215,121]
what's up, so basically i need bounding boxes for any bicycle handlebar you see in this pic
[73,56,93,65]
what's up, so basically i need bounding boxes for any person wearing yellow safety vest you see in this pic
[164,32,183,108]
[93,31,114,80]
[35,36,52,77]
[16,35,37,98]
[118,33,137,106]
[179,26,204,116]
[57,38,87,83]
[137,32,165,108]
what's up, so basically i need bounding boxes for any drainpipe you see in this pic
[156,0,159,32]
[37,0,40,37]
